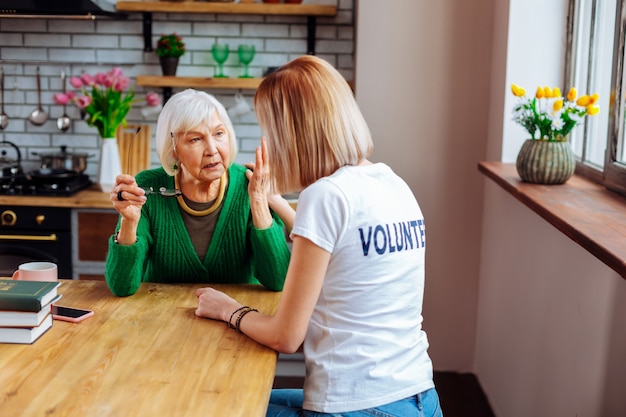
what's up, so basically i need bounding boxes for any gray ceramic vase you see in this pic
[515,139,576,184]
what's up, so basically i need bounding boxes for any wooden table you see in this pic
[0,280,282,417]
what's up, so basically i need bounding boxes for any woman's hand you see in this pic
[195,287,242,324]
[110,174,147,222]
[246,138,274,229]
[110,174,147,245]
[245,140,296,231]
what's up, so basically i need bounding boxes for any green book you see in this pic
[0,281,61,312]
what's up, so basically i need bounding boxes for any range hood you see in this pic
[0,0,122,19]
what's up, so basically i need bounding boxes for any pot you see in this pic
[0,141,24,178]
[33,146,93,174]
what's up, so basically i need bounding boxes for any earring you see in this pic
[173,162,178,171]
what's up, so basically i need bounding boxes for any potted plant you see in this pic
[510,83,599,184]
[156,33,186,76]
[52,67,161,191]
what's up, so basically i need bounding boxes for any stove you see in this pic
[0,173,92,196]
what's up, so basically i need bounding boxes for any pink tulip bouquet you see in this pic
[53,67,161,138]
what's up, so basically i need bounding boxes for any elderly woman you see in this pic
[105,89,291,297]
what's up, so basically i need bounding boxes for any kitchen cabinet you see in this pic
[0,205,73,278]
[0,189,116,279]
[73,209,119,280]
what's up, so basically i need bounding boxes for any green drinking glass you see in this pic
[237,44,256,78]
[211,43,230,78]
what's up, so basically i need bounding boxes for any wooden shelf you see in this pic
[115,1,337,16]
[137,75,354,101]
[136,75,262,89]
[124,1,340,98]
[137,75,262,101]
[115,1,336,54]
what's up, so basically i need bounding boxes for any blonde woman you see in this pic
[106,89,291,296]
[195,56,442,416]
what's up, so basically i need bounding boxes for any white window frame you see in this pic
[566,0,626,196]
[605,0,626,194]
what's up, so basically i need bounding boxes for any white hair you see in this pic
[155,89,237,176]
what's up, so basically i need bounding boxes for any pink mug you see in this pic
[12,262,58,282]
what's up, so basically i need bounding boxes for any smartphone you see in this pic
[51,305,94,323]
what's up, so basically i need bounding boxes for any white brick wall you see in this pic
[0,1,354,180]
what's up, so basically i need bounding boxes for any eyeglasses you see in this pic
[141,186,182,198]
[126,128,182,198]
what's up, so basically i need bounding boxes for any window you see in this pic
[566,0,626,196]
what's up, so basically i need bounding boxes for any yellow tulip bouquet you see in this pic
[511,84,600,142]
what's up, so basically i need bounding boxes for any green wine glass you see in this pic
[237,44,256,78]
[211,43,230,78]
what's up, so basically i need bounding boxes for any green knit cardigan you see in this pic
[105,164,291,296]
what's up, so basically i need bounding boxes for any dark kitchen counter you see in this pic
[0,185,113,209]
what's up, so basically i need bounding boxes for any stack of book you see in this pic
[0,280,61,344]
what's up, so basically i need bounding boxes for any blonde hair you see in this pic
[155,89,237,176]
[254,55,373,194]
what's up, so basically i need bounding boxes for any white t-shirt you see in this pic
[292,163,434,413]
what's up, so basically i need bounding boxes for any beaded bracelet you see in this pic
[228,306,249,329]
[234,307,258,333]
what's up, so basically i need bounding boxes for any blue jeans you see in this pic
[266,388,443,417]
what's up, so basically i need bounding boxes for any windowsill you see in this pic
[478,161,626,279]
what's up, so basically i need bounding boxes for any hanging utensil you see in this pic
[0,67,8,130]
[0,140,24,178]
[28,67,48,126]
[56,70,71,132]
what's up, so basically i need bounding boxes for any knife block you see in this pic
[116,124,152,176]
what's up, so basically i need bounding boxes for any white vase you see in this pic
[97,137,122,193]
